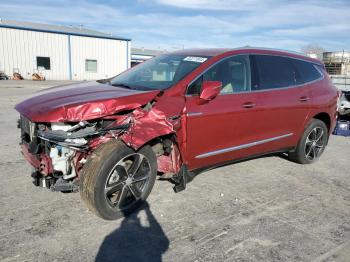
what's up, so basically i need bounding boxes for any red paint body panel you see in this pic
[256,86,311,144]
[20,144,40,168]
[185,93,262,168]
[15,81,160,122]
[15,48,338,176]
[157,144,181,174]
[20,144,53,175]
[308,71,338,130]
[121,107,175,149]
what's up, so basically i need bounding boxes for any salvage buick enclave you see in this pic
[16,48,338,220]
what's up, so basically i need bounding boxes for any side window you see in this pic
[292,60,322,84]
[187,55,251,95]
[36,56,51,70]
[85,59,97,72]
[252,55,297,90]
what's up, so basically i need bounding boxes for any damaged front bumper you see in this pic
[20,143,53,176]
[20,143,41,169]
[18,117,131,191]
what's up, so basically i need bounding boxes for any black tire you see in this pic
[288,119,329,164]
[80,140,157,220]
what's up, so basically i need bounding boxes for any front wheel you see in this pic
[288,119,328,164]
[80,140,157,220]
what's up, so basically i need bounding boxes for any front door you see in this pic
[184,55,271,170]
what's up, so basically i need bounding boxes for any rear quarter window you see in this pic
[291,59,323,84]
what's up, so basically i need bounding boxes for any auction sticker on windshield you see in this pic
[183,56,208,63]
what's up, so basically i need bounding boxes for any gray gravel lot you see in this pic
[0,80,349,262]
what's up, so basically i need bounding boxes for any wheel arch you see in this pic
[143,133,184,175]
[312,112,331,132]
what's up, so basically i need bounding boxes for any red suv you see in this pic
[16,48,338,220]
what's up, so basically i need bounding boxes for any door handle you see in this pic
[299,96,310,102]
[242,102,256,108]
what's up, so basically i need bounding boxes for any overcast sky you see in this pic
[1,0,349,52]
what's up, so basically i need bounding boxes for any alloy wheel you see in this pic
[304,127,325,161]
[104,153,151,209]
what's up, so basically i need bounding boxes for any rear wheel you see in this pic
[80,140,157,220]
[288,119,328,164]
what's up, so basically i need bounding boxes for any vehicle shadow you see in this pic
[95,202,169,262]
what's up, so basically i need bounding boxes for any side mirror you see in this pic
[200,81,222,101]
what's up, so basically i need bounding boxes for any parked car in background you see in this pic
[16,48,338,220]
[323,51,350,117]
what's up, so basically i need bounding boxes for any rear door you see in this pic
[250,54,312,149]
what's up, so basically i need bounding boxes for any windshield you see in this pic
[109,54,210,91]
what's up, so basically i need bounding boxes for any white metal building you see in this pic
[0,20,131,80]
[323,51,350,91]
[130,47,165,67]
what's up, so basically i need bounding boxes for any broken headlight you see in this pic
[37,121,130,149]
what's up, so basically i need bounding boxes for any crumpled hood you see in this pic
[15,81,160,122]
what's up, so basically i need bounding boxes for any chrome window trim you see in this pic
[185,53,324,97]
[195,133,294,159]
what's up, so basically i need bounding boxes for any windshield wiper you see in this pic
[97,78,112,85]
[112,82,133,89]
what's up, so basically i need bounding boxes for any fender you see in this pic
[120,107,177,149]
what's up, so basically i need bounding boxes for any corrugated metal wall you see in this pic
[0,27,130,80]
[0,27,69,79]
[70,36,129,80]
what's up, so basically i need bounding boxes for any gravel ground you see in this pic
[0,80,349,262]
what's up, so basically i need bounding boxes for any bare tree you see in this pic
[301,44,326,59]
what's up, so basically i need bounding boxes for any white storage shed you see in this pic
[0,19,131,80]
